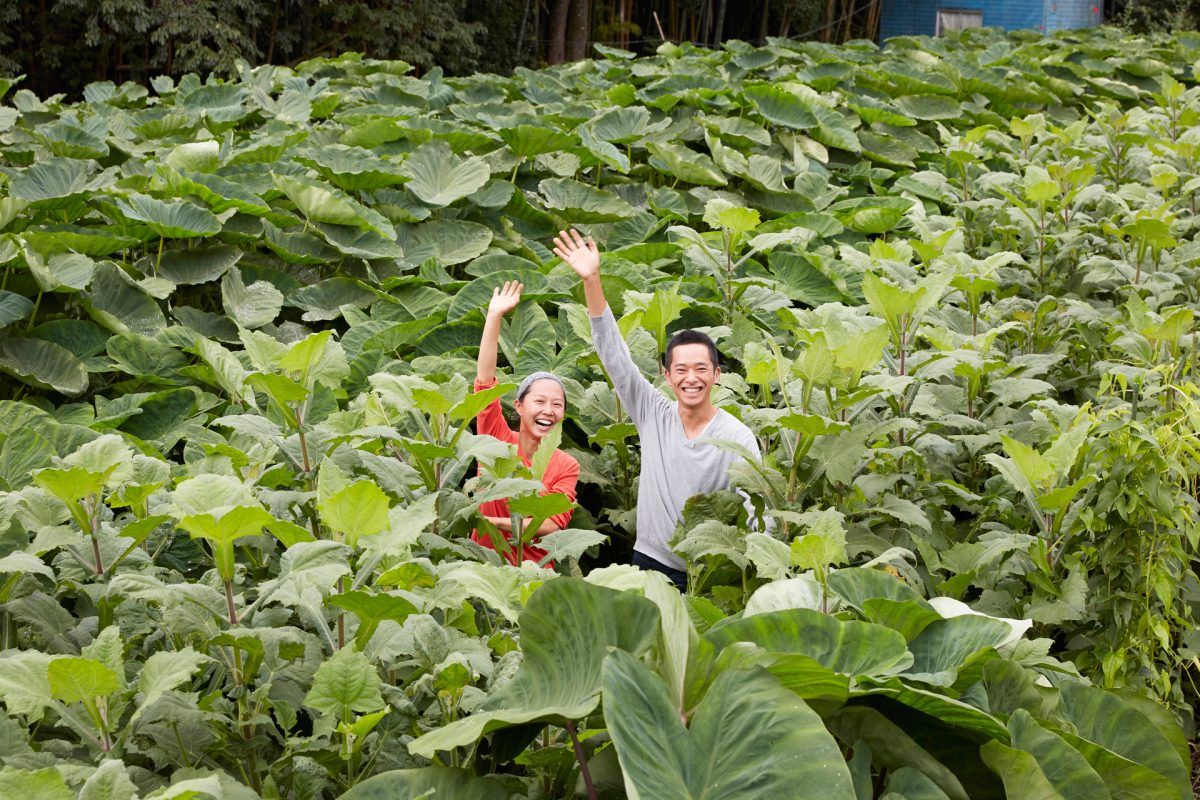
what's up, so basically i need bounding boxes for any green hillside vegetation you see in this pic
[0,23,1196,799]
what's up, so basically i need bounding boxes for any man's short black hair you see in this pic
[663,329,720,369]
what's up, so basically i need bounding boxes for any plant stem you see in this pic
[25,291,42,333]
[337,575,346,650]
[224,579,238,626]
[566,720,598,800]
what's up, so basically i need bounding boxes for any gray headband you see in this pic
[517,371,566,401]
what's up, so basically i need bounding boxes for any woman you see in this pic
[472,280,580,565]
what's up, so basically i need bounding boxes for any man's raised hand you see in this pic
[553,229,600,280]
[487,280,523,319]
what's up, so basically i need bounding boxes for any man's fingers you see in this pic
[570,228,586,248]
[587,236,597,252]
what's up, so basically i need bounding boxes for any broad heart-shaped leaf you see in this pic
[84,261,168,337]
[318,480,390,547]
[590,105,670,144]
[303,645,385,724]
[116,193,223,238]
[10,157,110,206]
[1056,681,1190,800]
[0,338,88,396]
[539,177,636,222]
[904,616,1013,686]
[498,124,578,158]
[23,249,95,293]
[646,141,727,187]
[400,140,491,206]
[22,224,141,257]
[160,166,272,215]
[1005,710,1110,800]
[981,740,1066,800]
[134,648,211,721]
[294,144,409,191]
[155,245,242,285]
[78,759,140,800]
[221,267,283,329]
[0,767,73,800]
[328,591,419,650]
[826,706,969,800]
[894,94,964,121]
[446,270,553,322]
[177,505,277,581]
[408,577,659,758]
[743,84,818,128]
[704,608,912,678]
[827,566,929,611]
[602,651,856,800]
[338,767,509,800]
[48,656,119,704]
[272,173,394,238]
[851,679,1008,740]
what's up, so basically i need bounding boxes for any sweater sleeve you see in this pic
[473,377,516,442]
[589,306,659,427]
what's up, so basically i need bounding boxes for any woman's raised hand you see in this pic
[487,280,523,319]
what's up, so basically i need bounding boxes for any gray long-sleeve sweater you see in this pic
[590,306,761,571]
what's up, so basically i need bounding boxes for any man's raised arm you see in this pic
[552,229,657,424]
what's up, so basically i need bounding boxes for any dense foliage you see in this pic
[0,23,1197,799]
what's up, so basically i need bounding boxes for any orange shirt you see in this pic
[472,377,580,565]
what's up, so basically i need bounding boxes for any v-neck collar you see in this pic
[675,402,721,443]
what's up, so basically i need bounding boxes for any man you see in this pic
[552,229,761,589]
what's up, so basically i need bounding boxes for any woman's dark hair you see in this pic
[663,329,720,369]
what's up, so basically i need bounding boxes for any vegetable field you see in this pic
[0,23,1198,800]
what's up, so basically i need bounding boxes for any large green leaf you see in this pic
[22,225,141,256]
[905,615,1013,686]
[116,193,224,238]
[220,267,282,329]
[10,158,109,207]
[743,84,818,128]
[704,608,912,678]
[539,177,636,222]
[646,141,727,186]
[156,245,243,285]
[408,577,659,758]
[0,290,35,326]
[400,140,491,206]
[981,740,1066,800]
[161,167,271,215]
[1004,710,1110,800]
[272,173,394,238]
[295,145,409,190]
[0,338,89,396]
[84,262,167,336]
[338,767,509,800]
[48,657,119,704]
[498,124,578,158]
[827,706,968,800]
[303,645,385,723]
[602,650,856,800]
[1056,681,1190,800]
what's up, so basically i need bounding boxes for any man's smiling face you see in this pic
[514,379,566,441]
[664,342,720,410]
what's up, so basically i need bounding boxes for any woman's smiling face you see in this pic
[514,379,566,441]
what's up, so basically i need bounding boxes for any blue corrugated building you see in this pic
[880,0,1103,39]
